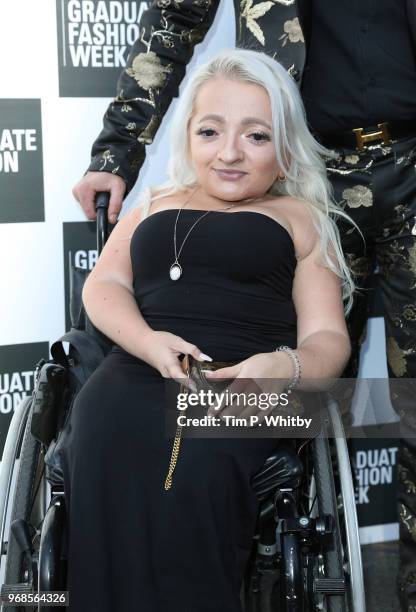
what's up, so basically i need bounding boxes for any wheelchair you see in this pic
[0,194,365,612]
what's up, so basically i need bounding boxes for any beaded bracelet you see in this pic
[276,345,301,391]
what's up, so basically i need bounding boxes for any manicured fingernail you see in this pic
[199,353,213,362]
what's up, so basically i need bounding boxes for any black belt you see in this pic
[314,119,416,151]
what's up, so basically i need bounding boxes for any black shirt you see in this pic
[301,0,416,133]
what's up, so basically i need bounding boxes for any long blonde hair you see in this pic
[138,48,356,312]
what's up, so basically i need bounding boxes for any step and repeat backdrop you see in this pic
[0,0,400,544]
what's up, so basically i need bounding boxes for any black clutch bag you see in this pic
[185,354,236,392]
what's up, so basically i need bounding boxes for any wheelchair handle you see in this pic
[95,191,110,255]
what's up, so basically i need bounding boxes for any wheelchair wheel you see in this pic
[1,399,46,612]
[0,397,32,556]
[312,433,347,611]
[326,398,365,612]
[270,400,364,612]
[271,433,349,612]
[308,398,365,612]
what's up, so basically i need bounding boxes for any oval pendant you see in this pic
[169,263,182,281]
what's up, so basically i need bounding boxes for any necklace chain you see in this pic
[170,188,236,280]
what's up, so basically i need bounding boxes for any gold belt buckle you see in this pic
[352,122,391,151]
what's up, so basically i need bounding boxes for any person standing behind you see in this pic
[72,2,416,609]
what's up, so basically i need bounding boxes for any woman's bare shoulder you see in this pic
[122,187,188,228]
[146,187,190,214]
[261,196,319,260]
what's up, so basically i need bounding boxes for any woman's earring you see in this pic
[277,174,286,182]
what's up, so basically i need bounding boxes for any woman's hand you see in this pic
[204,351,294,421]
[141,330,211,390]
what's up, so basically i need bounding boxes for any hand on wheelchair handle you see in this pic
[72,171,126,222]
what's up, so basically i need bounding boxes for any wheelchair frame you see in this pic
[0,389,365,612]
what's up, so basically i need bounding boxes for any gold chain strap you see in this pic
[164,356,190,491]
[164,419,184,491]
[163,357,235,490]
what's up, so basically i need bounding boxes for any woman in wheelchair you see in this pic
[61,49,355,611]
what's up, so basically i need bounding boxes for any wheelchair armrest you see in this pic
[251,448,303,501]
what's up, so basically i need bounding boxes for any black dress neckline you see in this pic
[140,208,295,251]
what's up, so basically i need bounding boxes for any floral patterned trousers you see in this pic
[324,133,416,611]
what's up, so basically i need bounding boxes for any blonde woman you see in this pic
[62,49,353,611]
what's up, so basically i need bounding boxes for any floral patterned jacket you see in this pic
[88,0,416,194]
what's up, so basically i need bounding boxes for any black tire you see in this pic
[312,432,347,612]
[4,401,43,612]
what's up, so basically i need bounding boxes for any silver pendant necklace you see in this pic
[170,189,236,281]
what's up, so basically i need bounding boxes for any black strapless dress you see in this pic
[61,209,297,612]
